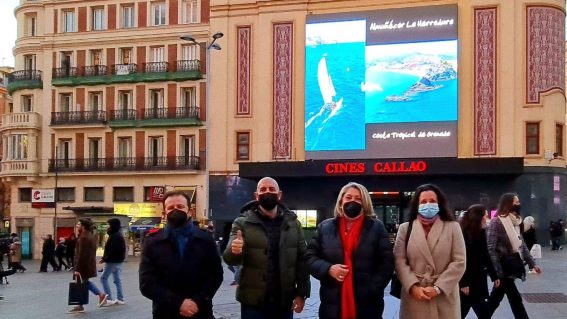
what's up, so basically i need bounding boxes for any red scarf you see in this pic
[417,215,439,238]
[338,215,365,319]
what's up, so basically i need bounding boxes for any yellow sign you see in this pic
[114,203,162,218]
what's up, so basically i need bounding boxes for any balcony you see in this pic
[0,160,39,177]
[83,65,108,76]
[6,70,42,94]
[108,109,137,121]
[1,112,41,131]
[48,156,201,172]
[144,62,168,73]
[108,106,202,128]
[50,110,106,126]
[52,67,78,79]
[112,64,137,75]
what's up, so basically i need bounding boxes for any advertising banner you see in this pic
[114,203,162,218]
[32,189,55,208]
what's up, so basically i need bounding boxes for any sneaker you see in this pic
[101,299,116,307]
[114,300,125,305]
[67,305,85,314]
[98,294,108,308]
[528,269,536,274]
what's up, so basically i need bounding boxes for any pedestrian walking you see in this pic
[66,233,76,270]
[8,237,26,273]
[99,218,126,306]
[55,238,69,270]
[139,191,223,319]
[67,218,108,314]
[393,183,466,319]
[306,182,394,319]
[223,177,311,319]
[39,235,58,272]
[487,193,541,319]
[522,216,536,250]
[459,204,497,319]
[550,219,563,251]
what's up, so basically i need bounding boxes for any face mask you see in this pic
[418,203,439,219]
[167,209,188,228]
[512,204,521,215]
[343,201,363,218]
[258,192,279,210]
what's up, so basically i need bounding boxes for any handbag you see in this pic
[390,221,413,299]
[68,274,89,305]
[530,244,542,259]
[500,252,525,279]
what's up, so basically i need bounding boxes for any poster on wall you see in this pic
[305,5,458,159]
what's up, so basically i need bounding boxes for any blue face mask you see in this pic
[418,203,439,219]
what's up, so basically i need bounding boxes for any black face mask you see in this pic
[258,193,279,210]
[167,209,188,228]
[343,201,362,218]
[512,204,522,215]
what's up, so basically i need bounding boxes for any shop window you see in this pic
[19,188,32,202]
[236,131,250,161]
[57,188,75,202]
[556,124,564,157]
[114,187,134,202]
[84,187,104,202]
[526,122,540,155]
[292,210,317,228]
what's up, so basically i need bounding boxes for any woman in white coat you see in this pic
[394,184,466,319]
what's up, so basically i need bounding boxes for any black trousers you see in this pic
[40,255,58,271]
[488,278,529,319]
[57,255,68,269]
[460,292,490,319]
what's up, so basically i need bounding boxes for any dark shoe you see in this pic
[230,281,238,286]
[67,305,85,314]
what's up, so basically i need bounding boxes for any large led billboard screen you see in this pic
[305,5,458,159]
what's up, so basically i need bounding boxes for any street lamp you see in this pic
[180,32,224,220]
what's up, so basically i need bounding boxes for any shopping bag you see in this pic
[530,244,542,259]
[68,274,89,305]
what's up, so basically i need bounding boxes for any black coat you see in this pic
[102,230,126,263]
[306,216,395,319]
[522,228,536,250]
[139,227,223,319]
[42,238,55,257]
[459,229,496,301]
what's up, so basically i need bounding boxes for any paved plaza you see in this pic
[1,248,567,318]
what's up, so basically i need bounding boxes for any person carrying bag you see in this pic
[68,273,89,306]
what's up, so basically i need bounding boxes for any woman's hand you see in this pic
[328,264,349,282]
[423,286,440,298]
[410,285,431,301]
[533,266,542,274]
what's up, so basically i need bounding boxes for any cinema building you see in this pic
[208,0,566,244]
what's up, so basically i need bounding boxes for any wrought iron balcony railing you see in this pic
[142,107,200,120]
[83,65,107,76]
[142,107,168,119]
[176,60,200,72]
[176,106,200,118]
[48,156,200,172]
[51,110,106,125]
[112,63,137,75]
[108,109,137,121]
[8,70,42,82]
[144,62,168,73]
[52,67,78,79]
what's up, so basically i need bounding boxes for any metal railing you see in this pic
[83,65,107,76]
[144,62,168,73]
[142,107,168,119]
[176,60,200,72]
[112,63,137,75]
[141,107,200,120]
[8,70,42,82]
[50,110,106,125]
[48,156,200,172]
[108,109,137,121]
[52,67,78,79]
[176,106,200,118]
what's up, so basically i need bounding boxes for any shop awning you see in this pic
[62,206,114,214]
[129,217,162,232]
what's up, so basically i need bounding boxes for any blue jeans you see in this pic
[100,262,124,301]
[87,280,102,296]
[241,303,292,319]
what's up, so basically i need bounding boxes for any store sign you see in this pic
[114,203,162,218]
[149,186,166,202]
[31,188,55,208]
[324,160,428,175]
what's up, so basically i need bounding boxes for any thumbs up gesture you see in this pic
[231,230,244,255]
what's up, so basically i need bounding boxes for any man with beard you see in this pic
[99,218,126,306]
[139,191,223,319]
[223,177,310,319]
[68,218,108,313]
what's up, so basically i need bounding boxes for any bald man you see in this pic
[223,177,310,319]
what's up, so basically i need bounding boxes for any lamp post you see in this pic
[180,32,223,220]
[53,146,58,238]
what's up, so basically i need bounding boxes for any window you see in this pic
[58,139,72,168]
[63,11,76,32]
[23,55,36,71]
[526,122,540,155]
[180,135,196,157]
[19,188,32,202]
[292,210,318,228]
[25,14,37,36]
[88,92,102,112]
[84,187,104,202]
[120,48,132,64]
[149,89,164,109]
[91,50,102,65]
[22,95,33,112]
[181,45,198,61]
[181,87,196,108]
[152,2,166,26]
[113,187,134,202]
[121,5,135,28]
[148,136,164,158]
[557,124,564,157]
[57,188,75,202]
[59,93,72,112]
[92,8,105,30]
[60,52,73,68]
[151,46,165,62]
[118,90,132,110]
[9,134,28,160]
[88,138,101,160]
[118,137,132,158]
[182,0,199,24]
[236,132,250,161]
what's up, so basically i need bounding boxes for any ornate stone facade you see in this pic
[272,23,293,159]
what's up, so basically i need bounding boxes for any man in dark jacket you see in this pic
[39,235,58,272]
[68,218,108,314]
[139,191,223,319]
[223,177,310,319]
[99,218,126,306]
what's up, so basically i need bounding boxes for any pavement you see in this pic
[1,248,567,319]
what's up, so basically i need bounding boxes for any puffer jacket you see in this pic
[223,201,310,307]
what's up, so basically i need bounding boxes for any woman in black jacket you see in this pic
[459,204,497,319]
[306,182,394,319]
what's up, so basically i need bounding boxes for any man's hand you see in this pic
[231,230,244,255]
[292,296,305,313]
[533,266,542,274]
[328,264,349,282]
[460,286,470,295]
[410,285,431,301]
[179,299,199,317]
[493,279,501,289]
[98,259,104,264]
